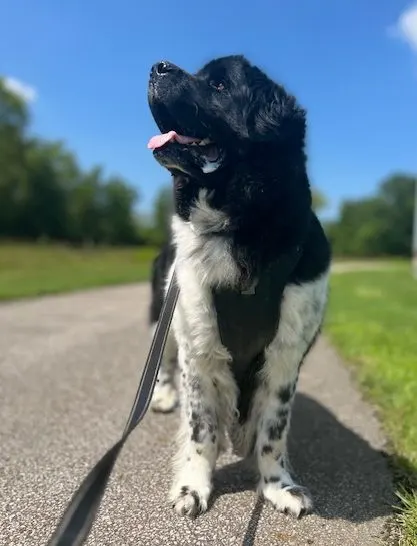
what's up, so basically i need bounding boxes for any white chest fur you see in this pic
[170,202,237,363]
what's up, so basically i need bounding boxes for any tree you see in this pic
[0,77,146,246]
[20,139,78,239]
[0,77,28,129]
[326,198,386,257]
[377,174,415,256]
[100,177,139,244]
[326,173,416,257]
[0,78,29,235]
[150,185,174,246]
[67,166,106,244]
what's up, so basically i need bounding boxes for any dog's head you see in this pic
[148,55,310,230]
[148,54,306,174]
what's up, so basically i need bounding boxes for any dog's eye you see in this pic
[209,81,225,91]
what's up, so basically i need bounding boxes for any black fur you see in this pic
[148,55,330,286]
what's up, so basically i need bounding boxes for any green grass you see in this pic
[0,242,158,300]
[326,263,417,545]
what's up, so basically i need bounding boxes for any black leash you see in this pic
[47,271,179,546]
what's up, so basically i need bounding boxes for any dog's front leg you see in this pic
[255,359,312,518]
[169,347,219,517]
[255,275,329,517]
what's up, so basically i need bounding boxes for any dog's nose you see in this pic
[154,61,173,76]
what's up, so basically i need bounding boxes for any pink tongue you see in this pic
[147,130,200,150]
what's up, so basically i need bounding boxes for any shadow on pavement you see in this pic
[211,392,393,544]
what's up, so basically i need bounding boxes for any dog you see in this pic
[147,55,331,519]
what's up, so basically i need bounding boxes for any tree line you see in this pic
[1,77,415,256]
[1,78,141,245]
[325,173,416,258]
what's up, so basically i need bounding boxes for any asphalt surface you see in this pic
[0,284,394,546]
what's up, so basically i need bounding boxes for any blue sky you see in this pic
[1,0,416,219]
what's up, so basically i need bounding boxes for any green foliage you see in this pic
[327,173,416,258]
[146,185,174,246]
[0,79,29,236]
[396,488,417,546]
[0,79,142,246]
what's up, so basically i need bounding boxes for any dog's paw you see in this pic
[261,483,313,518]
[169,485,210,518]
[151,383,178,413]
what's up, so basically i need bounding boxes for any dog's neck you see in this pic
[171,160,311,280]
[171,187,309,290]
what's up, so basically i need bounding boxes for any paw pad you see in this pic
[172,486,206,518]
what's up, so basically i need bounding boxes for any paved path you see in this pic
[0,284,394,546]
[331,261,401,273]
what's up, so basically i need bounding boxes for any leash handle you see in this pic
[47,272,179,546]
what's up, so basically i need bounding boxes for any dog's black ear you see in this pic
[250,81,306,149]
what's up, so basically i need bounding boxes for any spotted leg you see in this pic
[256,273,328,517]
[256,377,312,517]
[169,348,219,517]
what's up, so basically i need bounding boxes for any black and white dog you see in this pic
[147,55,331,519]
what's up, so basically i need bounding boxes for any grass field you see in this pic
[326,263,417,545]
[0,242,158,301]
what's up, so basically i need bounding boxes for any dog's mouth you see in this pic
[147,130,222,175]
